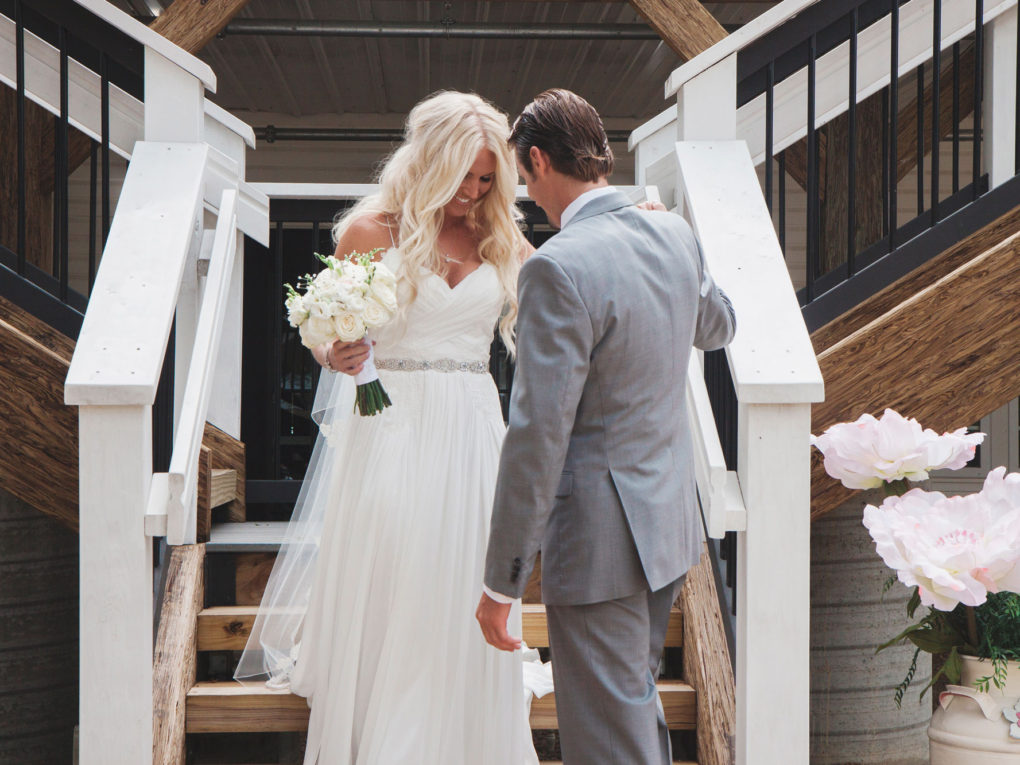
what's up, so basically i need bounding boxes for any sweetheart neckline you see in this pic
[428,261,493,292]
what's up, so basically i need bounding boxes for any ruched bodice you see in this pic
[372,248,504,364]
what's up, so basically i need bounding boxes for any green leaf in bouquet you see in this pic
[893,647,921,708]
[943,646,963,685]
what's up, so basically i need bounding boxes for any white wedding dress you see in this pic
[238,248,541,765]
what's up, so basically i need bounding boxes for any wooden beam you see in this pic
[811,203,1020,353]
[195,445,213,543]
[811,231,1020,519]
[153,543,205,765]
[0,313,77,530]
[681,544,735,765]
[150,0,252,54]
[629,0,727,61]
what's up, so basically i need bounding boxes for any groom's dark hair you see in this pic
[509,89,614,182]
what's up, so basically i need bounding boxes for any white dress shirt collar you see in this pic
[559,185,618,229]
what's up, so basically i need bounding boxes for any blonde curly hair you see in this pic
[333,91,525,352]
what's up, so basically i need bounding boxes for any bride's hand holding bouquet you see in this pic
[285,249,399,416]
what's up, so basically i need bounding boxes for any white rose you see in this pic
[333,312,366,342]
[342,262,370,284]
[285,294,309,328]
[305,291,334,319]
[362,298,391,328]
[368,280,398,314]
[298,316,337,349]
[371,262,397,290]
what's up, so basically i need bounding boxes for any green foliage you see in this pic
[879,589,1020,702]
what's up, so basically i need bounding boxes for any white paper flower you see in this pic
[863,487,1020,611]
[333,312,366,343]
[298,316,337,349]
[811,409,984,489]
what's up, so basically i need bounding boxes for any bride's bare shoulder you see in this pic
[334,214,395,262]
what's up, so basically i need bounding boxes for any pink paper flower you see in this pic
[863,482,1020,611]
[811,409,984,489]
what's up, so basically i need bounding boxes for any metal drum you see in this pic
[810,491,931,764]
[0,491,78,764]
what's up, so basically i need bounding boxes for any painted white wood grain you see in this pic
[984,6,1018,187]
[73,0,215,91]
[167,190,239,545]
[77,404,154,765]
[736,402,813,765]
[686,353,746,538]
[676,142,824,404]
[144,48,203,143]
[65,143,208,405]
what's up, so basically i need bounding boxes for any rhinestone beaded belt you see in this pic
[376,358,489,374]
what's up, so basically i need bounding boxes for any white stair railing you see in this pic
[59,3,268,764]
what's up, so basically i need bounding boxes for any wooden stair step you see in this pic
[197,604,682,651]
[207,521,290,552]
[185,680,696,733]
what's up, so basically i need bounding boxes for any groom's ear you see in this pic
[529,145,551,177]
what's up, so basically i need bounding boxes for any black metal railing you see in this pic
[737,0,1006,332]
[0,0,140,305]
[0,1,171,467]
[242,197,553,520]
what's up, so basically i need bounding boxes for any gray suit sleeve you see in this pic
[692,238,736,351]
[484,254,593,598]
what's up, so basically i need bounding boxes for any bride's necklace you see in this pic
[442,253,463,264]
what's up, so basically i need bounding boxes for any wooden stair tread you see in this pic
[207,521,290,552]
[197,604,682,651]
[185,680,696,733]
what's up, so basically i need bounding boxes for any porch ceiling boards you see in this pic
[110,1,775,121]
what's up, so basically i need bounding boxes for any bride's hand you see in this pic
[319,339,371,376]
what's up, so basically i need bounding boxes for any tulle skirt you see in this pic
[289,368,532,765]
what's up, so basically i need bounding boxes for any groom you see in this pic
[477,89,736,763]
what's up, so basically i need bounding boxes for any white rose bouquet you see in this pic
[285,249,399,416]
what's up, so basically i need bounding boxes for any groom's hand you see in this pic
[475,594,522,652]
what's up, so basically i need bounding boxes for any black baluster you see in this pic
[848,9,858,275]
[57,27,70,301]
[1016,3,1020,174]
[778,152,787,253]
[917,63,925,216]
[89,141,97,293]
[882,89,890,236]
[932,1,942,222]
[973,0,984,196]
[953,42,961,192]
[806,34,818,300]
[765,62,775,214]
[889,0,900,250]
[101,55,111,248]
[273,221,285,479]
[16,0,26,274]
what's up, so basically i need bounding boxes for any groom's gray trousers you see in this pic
[546,575,684,765]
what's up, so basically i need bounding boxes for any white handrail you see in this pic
[65,142,209,405]
[166,189,239,545]
[73,0,216,91]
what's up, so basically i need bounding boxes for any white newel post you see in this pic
[983,5,1018,188]
[736,403,813,765]
[77,405,154,764]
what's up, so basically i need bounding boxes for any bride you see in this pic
[235,91,541,764]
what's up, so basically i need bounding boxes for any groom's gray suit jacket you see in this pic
[484,191,736,606]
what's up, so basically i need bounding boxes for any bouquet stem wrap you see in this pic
[352,341,391,416]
